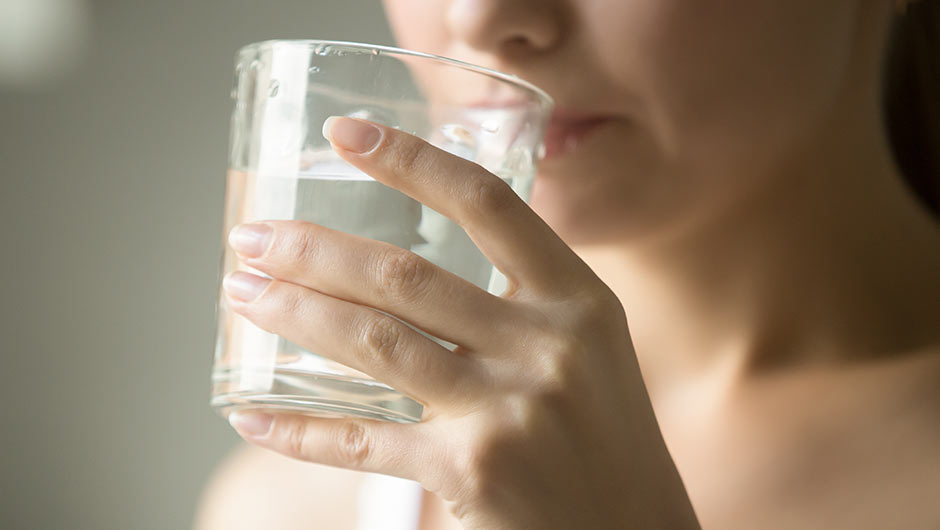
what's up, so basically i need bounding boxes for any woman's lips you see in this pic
[542,110,614,159]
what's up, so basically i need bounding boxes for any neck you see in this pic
[574,102,940,398]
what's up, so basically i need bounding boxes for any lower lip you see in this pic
[542,117,612,159]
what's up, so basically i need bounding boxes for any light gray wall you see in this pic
[0,1,393,528]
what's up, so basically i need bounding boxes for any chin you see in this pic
[529,174,617,246]
[528,117,693,246]
[530,166,691,248]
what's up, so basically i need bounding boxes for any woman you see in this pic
[196,0,940,528]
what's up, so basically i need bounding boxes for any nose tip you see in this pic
[446,0,563,56]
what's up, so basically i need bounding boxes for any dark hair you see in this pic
[884,1,940,216]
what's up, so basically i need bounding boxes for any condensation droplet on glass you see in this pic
[249,59,261,71]
[371,49,380,56]
[505,147,533,174]
[314,44,330,56]
[268,79,280,97]
[346,109,373,120]
[441,123,477,149]
[481,119,501,134]
[345,107,397,127]
[536,143,547,160]
[308,65,320,74]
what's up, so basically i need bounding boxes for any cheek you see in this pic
[531,123,686,245]
[537,0,858,244]
[383,0,450,55]
[596,0,856,182]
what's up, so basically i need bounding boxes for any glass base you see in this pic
[211,367,424,424]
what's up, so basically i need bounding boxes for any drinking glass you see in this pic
[212,40,552,423]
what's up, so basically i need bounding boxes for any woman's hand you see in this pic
[222,117,699,529]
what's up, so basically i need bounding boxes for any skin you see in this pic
[197,0,940,528]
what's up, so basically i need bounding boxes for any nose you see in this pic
[446,0,564,57]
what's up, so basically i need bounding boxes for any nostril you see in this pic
[502,35,539,56]
[506,35,530,48]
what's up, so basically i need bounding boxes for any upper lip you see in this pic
[548,108,615,126]
[466,99,615,122]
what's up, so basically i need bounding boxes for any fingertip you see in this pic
[321,116,337,143]
[222,271,270,303]
[229,411,274,439]
[323,117,383,154]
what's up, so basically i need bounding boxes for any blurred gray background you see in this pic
[0,1,393,528]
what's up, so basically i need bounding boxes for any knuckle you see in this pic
[543,351,579,384]
[275,284,307,319]
[542,285,624,340]
[528,308,580,356]
[282,418,311,460]
[583,285,623,318]
[390,137,428,175]
[507,392,553,434]
[465,175,516,215]
[573,288,627,336]
[534,327,593,395]
[332,420,372,469]
[537,355,583,410]
[359,315,403,365]
[460,420,517,494]
[284,224,320,264]
[458,448,492,500]
[376,250,431,304]
[450,500,476,526]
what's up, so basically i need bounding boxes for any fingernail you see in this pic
[223,271,271,302]
[323,116,382,154]
[229,411,273,438]
[229,223,273,258]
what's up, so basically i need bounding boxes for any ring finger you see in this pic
[222,270,483,408]
[229,219,523,352]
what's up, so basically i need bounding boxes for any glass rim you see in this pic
[237,39,554,109]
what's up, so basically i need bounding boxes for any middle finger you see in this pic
[228,219,520,351]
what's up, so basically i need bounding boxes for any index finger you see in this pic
[322,116,592,297]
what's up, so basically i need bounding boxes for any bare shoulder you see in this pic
[679,345,940,529]
[891,343,940,416]
[796,345,940,528]
[911,345,940,428]
[193,442,366,530]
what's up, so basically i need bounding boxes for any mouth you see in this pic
[542,109,615,160]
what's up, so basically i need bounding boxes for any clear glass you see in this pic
[211,40,552,423]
